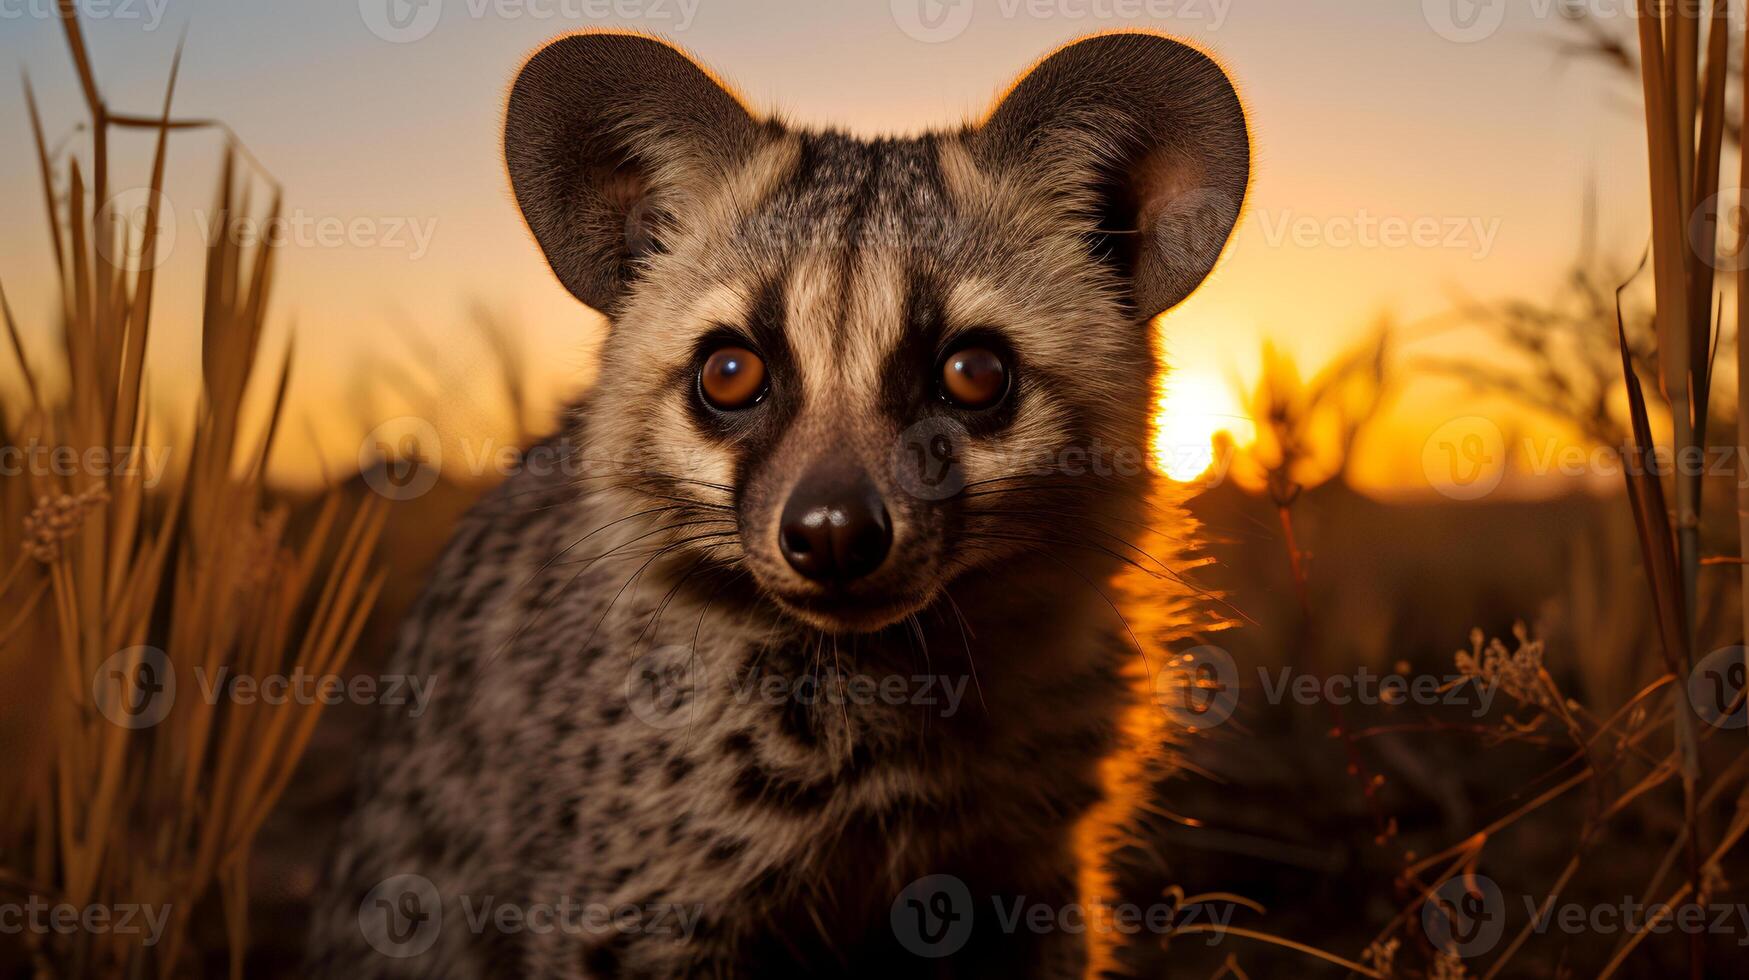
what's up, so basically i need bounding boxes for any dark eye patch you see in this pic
[878,274,1020,435]
[683,280,801,486]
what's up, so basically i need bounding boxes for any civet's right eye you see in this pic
[699,346,767,410]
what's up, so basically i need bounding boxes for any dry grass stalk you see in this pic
[0,7,386,976]
[1738,0,1749,851]
[1626,4,1731,975]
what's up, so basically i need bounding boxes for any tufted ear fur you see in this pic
[974,33,1250,321]
[505,32,762,313]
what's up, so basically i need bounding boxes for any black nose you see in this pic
[778,469,892,583]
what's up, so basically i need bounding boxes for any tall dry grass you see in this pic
[1166,11,1749,969]
[1372,6,1749,977]
[1623,5,1738,976]
[0,6,386,976]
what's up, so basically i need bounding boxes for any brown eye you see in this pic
[941,346,1009,409]
[700,346,766,409]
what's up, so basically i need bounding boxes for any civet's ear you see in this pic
[505,33,761,312]
[974,33,1250,321]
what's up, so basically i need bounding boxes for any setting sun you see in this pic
[1153,369,1256,481]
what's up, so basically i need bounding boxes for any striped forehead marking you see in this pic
[757,132,954,405]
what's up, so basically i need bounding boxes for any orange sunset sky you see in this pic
[0,1,1669,492]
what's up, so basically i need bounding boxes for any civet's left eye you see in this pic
[700,346,767,410]
[940,346,1010,409]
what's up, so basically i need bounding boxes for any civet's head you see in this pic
[506,31,1248,634]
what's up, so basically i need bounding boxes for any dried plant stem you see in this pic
[1169,924,1384,978]
[0,7,386,976]
[1599,798,1749,979]
[1270,496,1392,847]
[1631,5,1721,976]
[1738,0,1749,736]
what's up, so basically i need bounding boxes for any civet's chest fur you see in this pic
[317,438,1133,977]
[311,30,1248,979]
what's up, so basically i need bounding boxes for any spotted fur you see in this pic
[309,31,1248,979]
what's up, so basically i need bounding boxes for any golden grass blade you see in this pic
[66,161,92,396]
[21,74,66,292]
[246,337,295,483]
[53,0,102,126]
[0,579,49,649]
[242,192,281,345]
[1671,1,1697,220]
[1614,277,1689,676]
[1634,2,1693,410]
[55,3,115,360]
[1688,1,1729,391]
[0,280,43,409]
[1739,0,1749,664]
[201,149,236,400]
[233,569,387,851]
[110,42,183,457]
